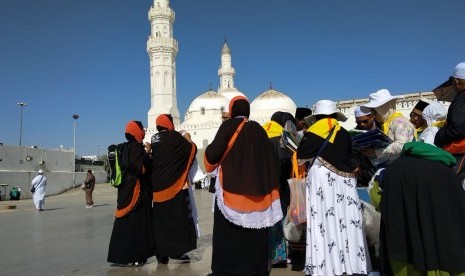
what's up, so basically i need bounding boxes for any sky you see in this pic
[0,0,464,156]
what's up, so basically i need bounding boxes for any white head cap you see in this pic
[38,169,43,174]
[452,62,465,80]
[354,106,371,118]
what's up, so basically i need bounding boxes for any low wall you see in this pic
[0,171,107,200]
[0,144,107,200]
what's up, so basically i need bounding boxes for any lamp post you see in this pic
[72,114,79,188]
[17,102,27,146]
[96,144,100,161]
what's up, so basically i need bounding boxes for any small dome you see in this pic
[187,90,229,112]
[221,43,231,55]
[218,87,247,102]
[250,89,297,124]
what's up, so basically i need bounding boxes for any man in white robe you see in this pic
[31,170,47,211]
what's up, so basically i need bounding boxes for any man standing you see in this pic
[351,106,377,186]
[31,170,47,211]
[434,62,465,179]
[83,170,95,208]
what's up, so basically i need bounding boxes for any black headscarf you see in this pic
[229,96,250,118]
[270,111,296,128]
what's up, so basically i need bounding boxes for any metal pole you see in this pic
[17,102,27,146]
[72,114,79,188]
[96,144,100,160]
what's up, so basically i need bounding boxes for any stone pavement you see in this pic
[0,184,303,276]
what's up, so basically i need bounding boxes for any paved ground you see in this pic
[0,184,303,276]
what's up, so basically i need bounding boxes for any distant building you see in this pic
[81,155,98,162]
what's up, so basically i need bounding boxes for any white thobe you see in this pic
[31,175,47,210]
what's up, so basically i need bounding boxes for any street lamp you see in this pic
[72,114,79,188]
[96,144,101,161]
[17,102,27,146]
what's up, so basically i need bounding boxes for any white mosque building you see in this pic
[144,0,296,149]
[144,0,449,151]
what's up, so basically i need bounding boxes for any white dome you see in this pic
[250,89,297,124]
[187,90,229,112]
[218,87,247,102]
[183,90,229,123]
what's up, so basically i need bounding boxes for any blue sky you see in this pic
[0,0,463,156]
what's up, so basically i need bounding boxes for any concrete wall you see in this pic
[0,144,106,200]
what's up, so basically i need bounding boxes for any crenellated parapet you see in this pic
[147,36,178,55]
[336,92,443,112]
[178,121,222,131]
[334,91,450,130]
[148,6,175,24]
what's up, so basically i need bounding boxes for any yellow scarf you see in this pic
[382,112,403,135]
[432,121,445,128]
[414,125,426,140]
[263,120,283,138]
[307,118,340,143]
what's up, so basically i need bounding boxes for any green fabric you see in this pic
[369,180,382,211]
[390,259,465,276]
[401,142,456,167]
[110,147,122,187]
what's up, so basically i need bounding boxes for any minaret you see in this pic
[218,39,236,91]
[146,0,180,129]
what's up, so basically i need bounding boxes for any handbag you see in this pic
[287,126,336,225]
[30,176,43,193]
[288,152,307,224]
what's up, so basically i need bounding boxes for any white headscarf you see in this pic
[422,102,447,127]
[418,102,447,145]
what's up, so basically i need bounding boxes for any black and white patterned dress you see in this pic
[304,158,369,275]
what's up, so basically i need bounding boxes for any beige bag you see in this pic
[288,152,307,224]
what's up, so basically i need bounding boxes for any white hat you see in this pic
[452,62,465,79]
[361,89,400,109]
[304,100,347,125]
[354,106,371,118]
[38,169,43,174]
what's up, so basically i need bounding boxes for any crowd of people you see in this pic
[105,62,465,275]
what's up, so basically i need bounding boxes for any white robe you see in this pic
[31,175,47,210]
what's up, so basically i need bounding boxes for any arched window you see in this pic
[200,108,205,115]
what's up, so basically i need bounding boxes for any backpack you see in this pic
[108,143,127,187]
[9,187,21,200]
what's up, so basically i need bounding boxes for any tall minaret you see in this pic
[146,0,180,129]
[218,40,236,91]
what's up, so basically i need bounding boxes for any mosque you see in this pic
[144,0,449,151]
